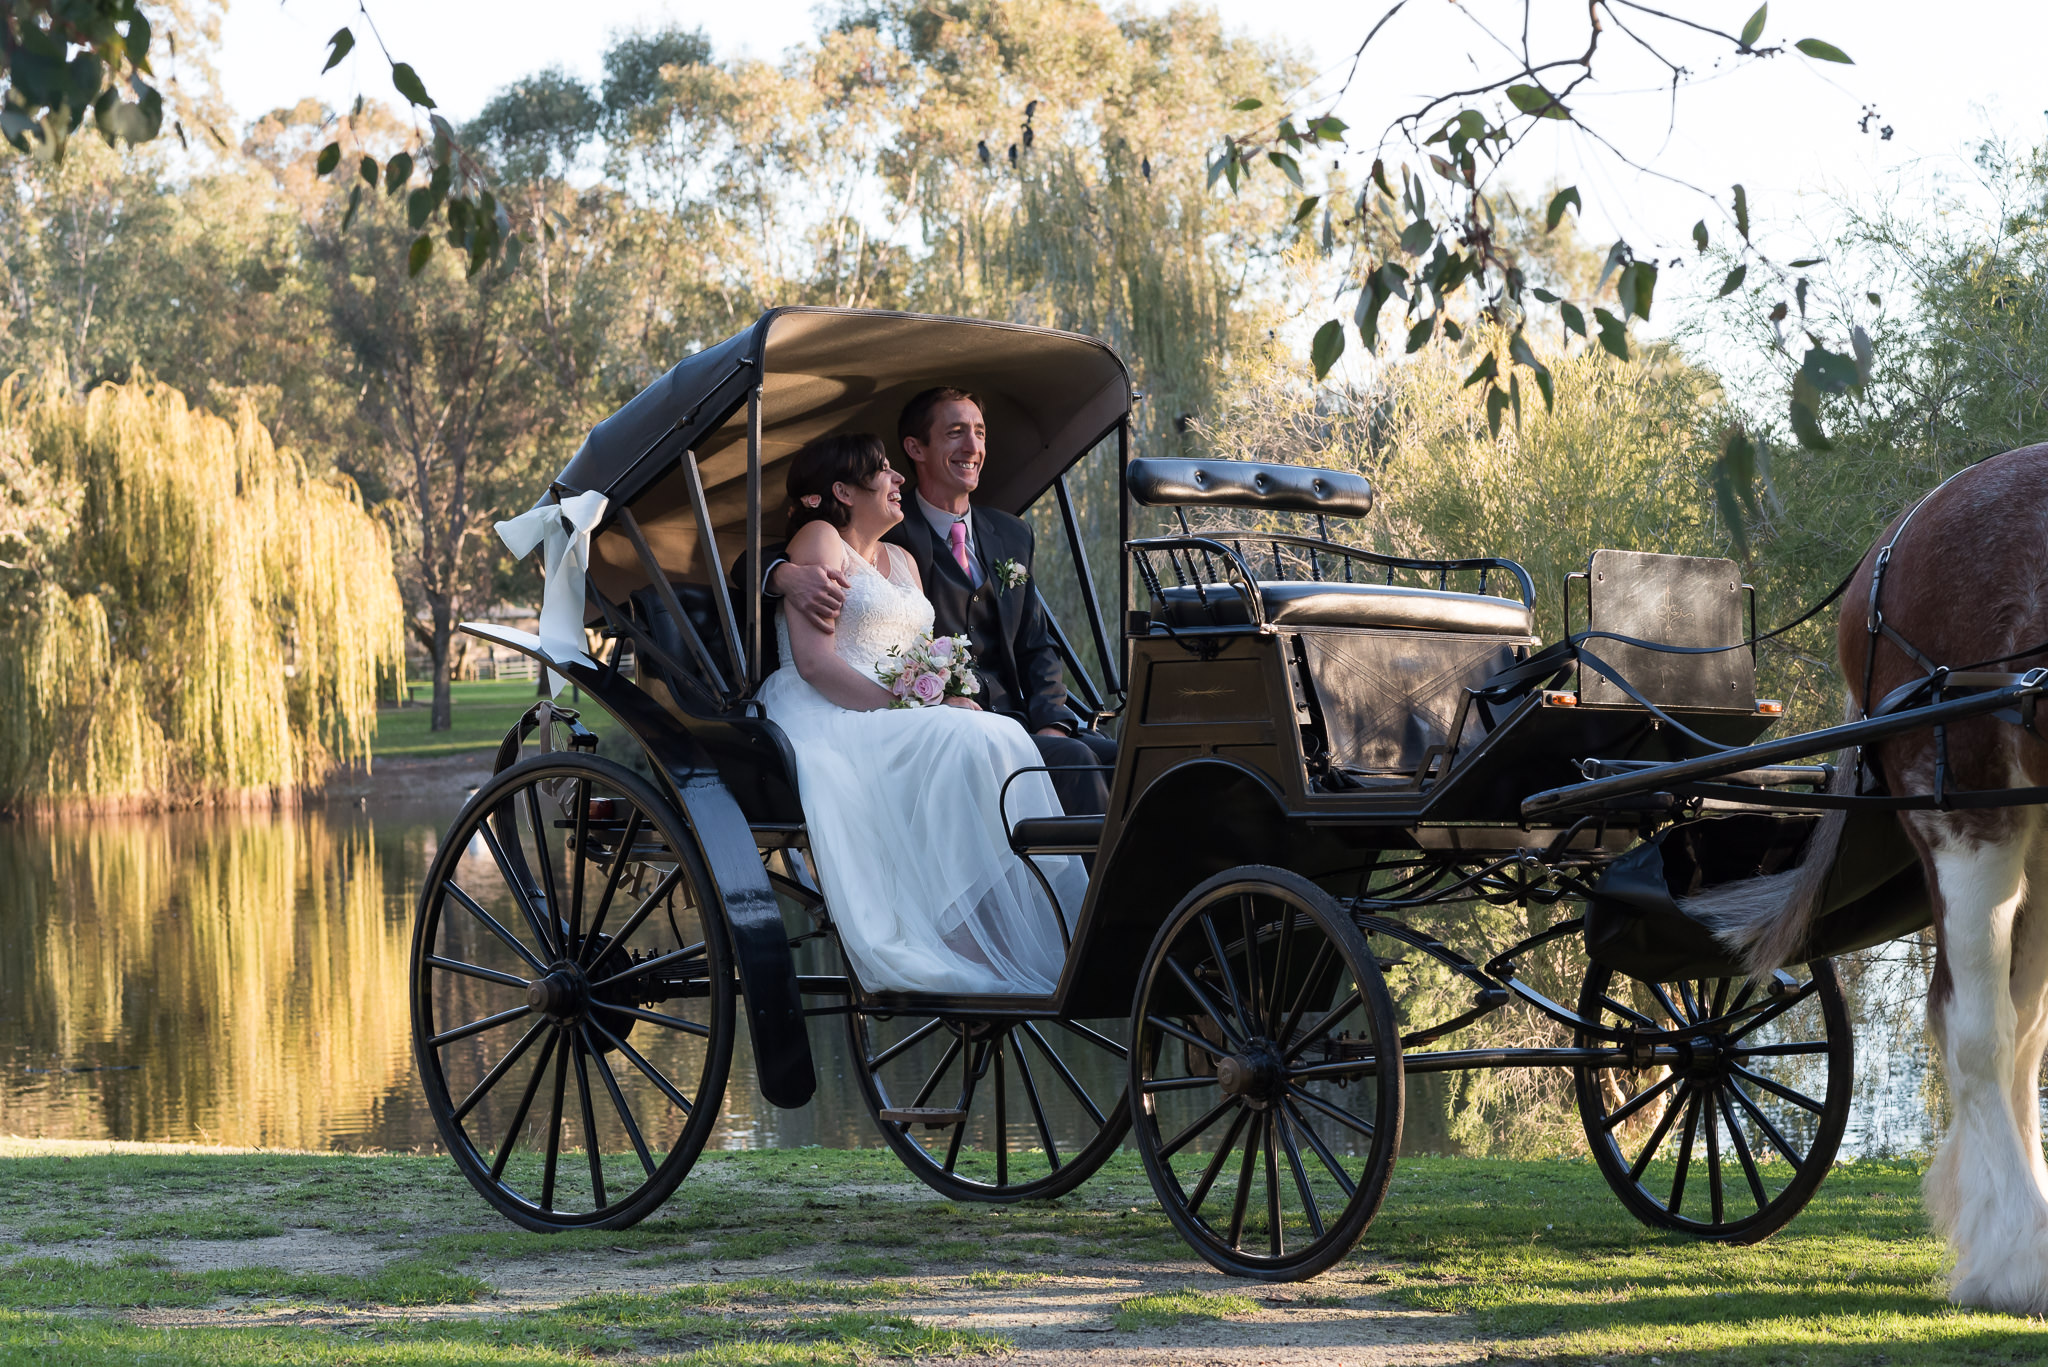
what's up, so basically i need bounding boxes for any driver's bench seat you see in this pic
[1151,579,1535,635]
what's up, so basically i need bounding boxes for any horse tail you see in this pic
[1680,737,1857,977]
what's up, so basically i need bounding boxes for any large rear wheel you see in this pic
[411,753,734,1231]
[1131,866,1403,1280]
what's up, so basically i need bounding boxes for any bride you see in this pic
[753,432,1083,995]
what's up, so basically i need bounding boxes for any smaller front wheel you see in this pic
[1130,866,1402,1281]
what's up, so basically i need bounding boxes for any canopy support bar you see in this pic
[682,449,747,691]
[1055,472,1120,698]
[747,386,764,688]
[614,506,731,702]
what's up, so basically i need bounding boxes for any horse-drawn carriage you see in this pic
[410,308,2048,1281]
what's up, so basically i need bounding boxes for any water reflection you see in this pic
[0,799,1943,1158]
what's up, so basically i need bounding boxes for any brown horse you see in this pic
[1691,443,2048,1313]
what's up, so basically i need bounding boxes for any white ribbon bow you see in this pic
[495,490,609,697]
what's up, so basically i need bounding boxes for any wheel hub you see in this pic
[527,965,590,1021]
[1216,1044,1284,1109]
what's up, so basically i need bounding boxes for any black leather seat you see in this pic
[1153,581,1535,636]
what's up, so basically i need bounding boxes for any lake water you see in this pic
[0,796,1943,1158]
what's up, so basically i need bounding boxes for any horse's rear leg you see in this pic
[2010,836,2048,1198]
[1923,825,2048,1313]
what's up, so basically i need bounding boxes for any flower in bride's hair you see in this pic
[911,672,945,703]
[800,493,823,508]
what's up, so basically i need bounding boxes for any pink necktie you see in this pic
[947,520,972,577]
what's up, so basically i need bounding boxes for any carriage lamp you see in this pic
[1541,689,1578,707]
[1757,699,1785,715]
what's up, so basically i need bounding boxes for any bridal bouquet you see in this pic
[877,632,979,708]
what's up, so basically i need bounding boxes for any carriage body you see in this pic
[412,307,2036,1277]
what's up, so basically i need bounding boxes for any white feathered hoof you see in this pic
[1929,1133,2048,1315]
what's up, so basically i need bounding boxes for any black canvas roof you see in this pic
[556,307,1133,596]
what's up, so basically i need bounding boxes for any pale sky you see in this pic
[215,1,2048,349]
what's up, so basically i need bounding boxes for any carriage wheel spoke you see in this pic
[1187,1106,1252,1214]
[1703,1085,1725,1225]
[568,777,591,947]
[1725,980,1817,1041]
[589,867,685,966]
[583,1025,657,1179]
[1626,1082,1690,1183]
[442,880,548,975]
[540,1030,571,1212]
[1009,1030,1061,1171]
[1600,994,1657,1029]
[489,1029,560,1182]
[1727,1081,1808,1173]
[479,818,557,959]
[591,1001,712,1036]
[1145,1075,1223,1093]
[1239,894,1265,1032]
[1166,957,1248,1051]
[1054,1018,1129,1060]
[906,1036,966,1113]
[1710,977,1730,1019]
[525,785,565,948]
[585,1015,695,1117]
[453,1017,550,1124]
[578,809,643,955]
[1600,1070,1681,1132]
[1274,1108,1324,1238]
[1646,982,1686,1026]
[1159,1093,1238,1159]
[1676,980,1702,1025]
[1277,939,1337,1051]
[994,1034,1009,1188]
[589,941,704,991]
[1266,906,1296,1037]
[428,955,530,991]
[942,1040,990,1175]
[1146,1014,1232,1060]
[431,1004,533,1050]
[1281,1098,1357,1199]
[1285,1085,1375,1140]
[571,1030,607,1210]
[1729,1063,1826,1115]
[1225,1112,1263,1249]
[1715,1086,1770,1212]
[1668,1090,1701,1216]
[1024,1022,1107,1126]
[1731,1041,1832,1058]
[1263,1115,1284,1257]
[1199,914,1254,1039]
[866,1017,945,1072]
[1284,991,1364,1063]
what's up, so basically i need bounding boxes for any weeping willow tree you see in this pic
[0,375,405,812]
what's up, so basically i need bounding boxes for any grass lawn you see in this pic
[1,1144,2044,1364]
[373,680,623,760]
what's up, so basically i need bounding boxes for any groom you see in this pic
[764,387,1116,816]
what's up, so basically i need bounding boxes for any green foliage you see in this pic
[0,0,160,157]
[0,377,405,809]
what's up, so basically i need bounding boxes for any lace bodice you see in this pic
[774,540,934,685]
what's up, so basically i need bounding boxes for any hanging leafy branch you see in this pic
[1212,1,1869,550]
[0,0,162,156]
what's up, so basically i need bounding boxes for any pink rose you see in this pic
[927,636,955,663]
[911,672,945,703]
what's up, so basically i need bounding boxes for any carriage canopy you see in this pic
[555,308,1134,599]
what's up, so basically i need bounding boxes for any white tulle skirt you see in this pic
[756,665,1083,995]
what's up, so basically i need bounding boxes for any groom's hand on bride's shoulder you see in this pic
[769,561,851,631]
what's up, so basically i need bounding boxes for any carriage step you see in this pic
[879,1107,969,1129]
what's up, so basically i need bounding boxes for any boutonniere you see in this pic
[991,557,1029,590]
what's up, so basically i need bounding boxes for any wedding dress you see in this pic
[754,540,1083,994]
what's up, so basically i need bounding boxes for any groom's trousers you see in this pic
[1030,730,1117,816]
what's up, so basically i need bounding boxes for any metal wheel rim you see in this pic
[410,754,734,1229]
[1573,959,1851,1243]
[1130,867,1403,1279]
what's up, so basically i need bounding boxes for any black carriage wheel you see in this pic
[1130,866,1403,1281]
[411,753,735,1231]
[1573,959,1851,1243]
[847,1006,1131,1203]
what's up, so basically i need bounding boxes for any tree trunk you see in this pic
[429,598,456,732]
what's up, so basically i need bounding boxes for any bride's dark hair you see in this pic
[783,433,891,533]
